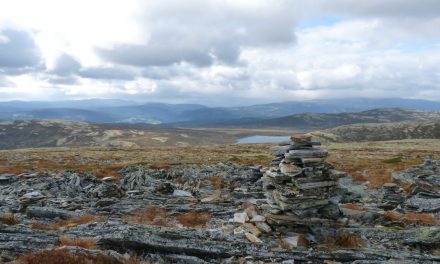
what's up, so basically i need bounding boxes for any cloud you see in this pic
[96,0,297,67]
[0,29,42,69]
[51,54,81,76]
[78,67,136,80]
[0,0,440,105]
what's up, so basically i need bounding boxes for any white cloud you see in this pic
[0,0,439,105]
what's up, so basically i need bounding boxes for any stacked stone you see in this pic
[263,134,345,221]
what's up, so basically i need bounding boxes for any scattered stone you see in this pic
[172,189,193,197]
[244,232,263,243]
[233,212,249,224]
[250,215,266,222]
[0,174,16,184]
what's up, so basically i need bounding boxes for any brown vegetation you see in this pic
[208,175,224,189]
[324,230,366,248]
[123,207,174,227]
[57,214,107,228]
[95,164,124,180]
[0,213,20,225]
[177,211,211,228]
[59,236,97,249]
[383,211,438,225]
[12,249,149,264]
[30,214,106,231]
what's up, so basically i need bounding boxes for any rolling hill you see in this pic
[311,121,440,142]
[172,108,440,129]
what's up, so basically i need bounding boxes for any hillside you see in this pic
[311,120,440,142]
[173,108,440,128]
[0,120,237,149]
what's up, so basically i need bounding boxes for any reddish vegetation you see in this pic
[176,176,185,185]
[95,164,124,180]
[383,211,402,221]
[30,222,59,231]
[31,214,106,231]
[324,230,366,248]
[57,214,107,228]
[383,211,438,225]
[208,175,225,189]
[59,236,97,249]
[12,249,149,264]
[406,212,438,225]
[123,207,174,227]
[177,211,211,228]
[340,203,368,212]
[350,169,394,188]
[0,167,29,175]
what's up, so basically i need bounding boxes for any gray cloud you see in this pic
[47,76,79,85]
[0,29,42,69]
[315,0,440,18]
[52,54,81,76]
[78,67,135,80]
[96,0,297,67]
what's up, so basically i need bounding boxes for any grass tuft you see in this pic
[59,236,97,249]
[176,211,211,228]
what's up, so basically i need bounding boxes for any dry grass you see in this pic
[0,213,20,225]
[383,211,402,222]
[12,249,149,264]
[123,207,174,227]
[30,214,106,231]
[59,236,97,249]
[406,212,438,225]
[340,203,368,211]
[324,230,366,248]
[383,211,438,225]
[325,140,439,188]
[208,175,224,189]
[30,222,59,231]
[57,214,107,228]
[176,211,211,228]
[95,164,124,180]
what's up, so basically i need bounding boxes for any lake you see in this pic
[236,135,289,144]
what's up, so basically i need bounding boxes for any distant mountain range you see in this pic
[1,98,440,125]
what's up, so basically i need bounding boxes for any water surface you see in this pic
[237,135,289,144]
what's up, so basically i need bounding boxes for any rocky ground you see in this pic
[0,139,439,263]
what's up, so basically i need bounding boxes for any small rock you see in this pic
[233,212,249,224]
[233,226,245,235]
[255,222,272,233]
[0,174,16,184]
[172,189,193,197]
[22,191,44,199]
[250,215,266,222]
[282,235,300,248]
[243,223,262,237]
[102,176,116,183]
[244,232,262,243]
[245,206,257,218]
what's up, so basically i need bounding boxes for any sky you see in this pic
[0,0,439,106]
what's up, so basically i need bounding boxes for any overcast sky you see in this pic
[0,0,439,105]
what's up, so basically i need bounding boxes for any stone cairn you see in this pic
[263,134,346,226]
